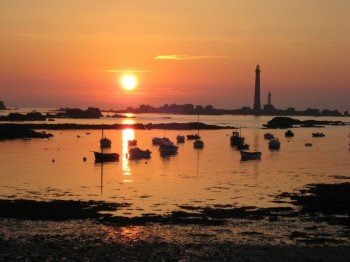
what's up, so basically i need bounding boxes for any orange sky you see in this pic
[0,0,349,111]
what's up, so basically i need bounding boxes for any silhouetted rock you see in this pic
[263,117,345,129]
[64,107,103,118]
[0,112,46,121]
[0,126,53,140]
[264,117,300,128]
[0,101,6,110]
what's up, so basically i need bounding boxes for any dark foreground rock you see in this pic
[277,183,350,227]
[263,117,345,129]
[0,126,53,140]
[0,122,235,131]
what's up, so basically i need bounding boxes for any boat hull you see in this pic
[240,151,262,160]
[94,152,119,162]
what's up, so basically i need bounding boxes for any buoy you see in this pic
[52,159,55,163]
[83,157,87,162]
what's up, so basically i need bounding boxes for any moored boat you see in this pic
[159,141,178,156]
[193,139,204,149]
[264,133,274,140]
[94,151,119,162]
[230,131,249,149]
[312,132,325,137]
[128,139,137,146]
[269,138,281,149]
[152,137,170,145]
[100,127,112,148]
[187,134,201,140]
[285,130,294,137]
[128,147,151,159]
[240,151,262,161]
[176,135,185,143]
[305,143,313,147]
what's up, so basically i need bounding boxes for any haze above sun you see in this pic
[120,74,138,91]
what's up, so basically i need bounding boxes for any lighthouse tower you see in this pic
[253,65,261,112]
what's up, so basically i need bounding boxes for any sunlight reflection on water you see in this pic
[122,128,135,182]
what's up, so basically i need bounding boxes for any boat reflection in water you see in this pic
[122,128,135,183]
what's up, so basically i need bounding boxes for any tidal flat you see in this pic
[0,183,349,260]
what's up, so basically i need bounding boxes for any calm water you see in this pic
[0,112,349,217]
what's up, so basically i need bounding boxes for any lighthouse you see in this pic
[253,65,261,112]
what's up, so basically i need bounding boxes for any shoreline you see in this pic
[0,122,235,131]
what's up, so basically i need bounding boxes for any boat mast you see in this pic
[197,114,200,136]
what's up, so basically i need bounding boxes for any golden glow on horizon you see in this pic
[120,74,138,91]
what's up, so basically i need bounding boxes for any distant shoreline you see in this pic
[0,122,235,131]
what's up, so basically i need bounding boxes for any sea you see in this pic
[1,108,350,246]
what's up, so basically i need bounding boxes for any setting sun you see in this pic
[120,74,138,91]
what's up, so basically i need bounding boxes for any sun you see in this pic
[120,74,138,91]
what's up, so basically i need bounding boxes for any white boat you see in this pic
[240,151,262,160]
[268,138,281,150]
[193,139,204,149]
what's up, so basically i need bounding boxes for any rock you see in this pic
[64,107,103,119]
[263,117,345,129]
[0,101,6,110]
[0,125,53,140]
[0,112,46,121]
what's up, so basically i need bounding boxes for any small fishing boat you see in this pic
[187,134,201,140]
[127,139,137,146]
[94,151,119,162]
[176,135,185,143]
[152,137,170,145]
[230,130,249,149]
[159,141,178,156]
[285,130,294,137]
[305,143,313,147]
[100,126,111,148]
[240,151,262,161]
[312,132,325,137]
[269,138,281,149]
[264,133,274,140]
[193,139,204,149]
[128,147,151,159]
[100,138,111,148]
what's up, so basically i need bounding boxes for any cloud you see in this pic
[154,55,227,60]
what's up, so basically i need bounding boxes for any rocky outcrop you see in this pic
[0,101,7,110]
[0,126,53,140]
[0,112,46,121]
[263,117,345,129]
